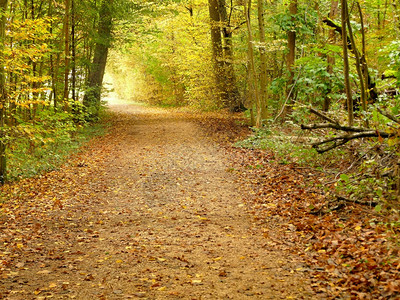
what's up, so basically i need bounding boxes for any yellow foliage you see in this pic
[107,0,221,110]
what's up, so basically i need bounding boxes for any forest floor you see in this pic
[0,102,317,299]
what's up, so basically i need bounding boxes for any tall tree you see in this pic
[83,0,114,118]
[346,1,367,116]
[341,0,353,126]
[217,0,240,110]
[0,0,7,184]
[71,0,76,101]
[244,0,262,127]
[283,0,297,118]
[208,0,241,110]
[257,0,268,120]
[63,0,71,105]
[208,0,225,107]
[323,0,339,112]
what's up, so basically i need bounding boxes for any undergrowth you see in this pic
[235,122,400,211]
[6,111,109,182]
[235,124,345,170]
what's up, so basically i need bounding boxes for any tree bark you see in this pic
[323,0,338,112]
[83,0,113,118]
[0,0,8,184]
[301,108,396,153]
[63,0,70,105]
[346,2,367,116]
[341,0,353,126]
[244,0,262,128]
[71,0,76,101]
[208,0,225,107]
[257,0,268,120]
[283,0,297,119]
[217,0,240,110]
[322,17,378,102]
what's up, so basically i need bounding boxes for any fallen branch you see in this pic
[301,108,395,153]
[333,195,379,207]
[309,107,339,124]
[301,122,371,133]
[309,194,379,216]
[310,131,390,153]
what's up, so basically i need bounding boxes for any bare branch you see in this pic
[311,130,391,154]
[309,107,339,124]
[301,122,372,132]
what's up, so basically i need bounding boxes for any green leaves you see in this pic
[339,173,350,183]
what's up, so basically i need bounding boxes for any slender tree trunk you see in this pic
[0,0,8,184]
[63,0,70,106]
[54,53,61,108]
[30,2,38,119]
[357,1,370,127]
[257,0,268,120]
[323,17,377,102]
[382,0,388,28]
[48,0,56,108]
[283,0,297,118]
[208,0,225,106]
[377,0,381,30]
[217,0,240,110]
[247,63,255,127]
[358,2,368,99]
[71,0,76,101]
[244,0,262,128]
[49,0,61,110]
[7,0,13,126]
[392,1,400,36]
[346,7,366,111]
[341,0,353,126]
[323,0,338,112]
[83,0,113,118]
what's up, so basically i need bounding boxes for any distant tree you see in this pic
[208,0,240,110]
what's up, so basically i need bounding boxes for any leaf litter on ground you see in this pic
[0,105,314,299]
[195,113,400,299]
[1,104,399,299]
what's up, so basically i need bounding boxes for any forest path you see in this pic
[1,102,313,299]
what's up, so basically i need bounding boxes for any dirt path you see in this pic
[1,103,313,299]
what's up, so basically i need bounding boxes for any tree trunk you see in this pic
[63,0,70,106]
[341,0,353,126]
[71,0,76,101]
[382,0,388,29]
[323,0,338,112]
[208,0,225,107]
[322,18,378,102]
[217,0,240,110]
[244,0,262,128]
[0,0,8,184]
[345,2,367,120]
[83,0,113,118]
[257,0,268,120]
[377,0,381,30]
[283,0,297,118]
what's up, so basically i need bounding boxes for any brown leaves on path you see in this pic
[0,104,314,299]
[196,115,400,299]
